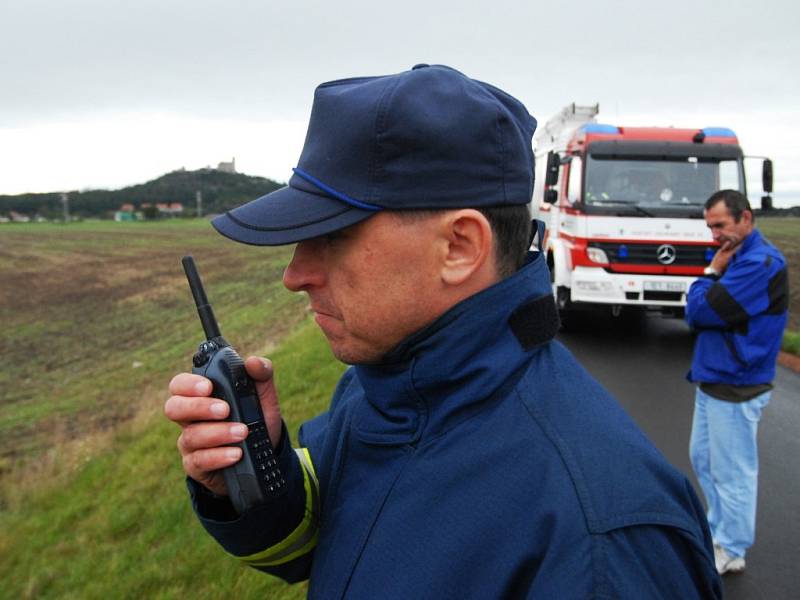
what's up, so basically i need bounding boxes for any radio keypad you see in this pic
[246,422,285,496]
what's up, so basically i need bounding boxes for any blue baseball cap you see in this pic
[212,64,537,246]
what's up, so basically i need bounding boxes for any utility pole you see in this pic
[60,193,70,223]
[196,190,203,218]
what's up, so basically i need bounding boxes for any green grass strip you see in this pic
[783,329,800,356]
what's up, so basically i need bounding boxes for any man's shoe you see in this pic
[714,544,745,575]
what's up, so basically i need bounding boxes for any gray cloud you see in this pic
[3,0,797,123]
[1,0,798,201]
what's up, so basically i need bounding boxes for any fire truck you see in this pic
[534,103,773,326]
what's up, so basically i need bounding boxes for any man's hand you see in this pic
[164,356,283,496]
[709,241,737,275]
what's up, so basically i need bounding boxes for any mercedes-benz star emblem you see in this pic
[657,244,677,265]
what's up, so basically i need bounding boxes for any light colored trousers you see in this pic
[689,386,770,558]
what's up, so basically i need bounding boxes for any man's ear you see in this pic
[439,209,495,286]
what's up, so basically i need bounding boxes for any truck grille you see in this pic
[588,242,716,266]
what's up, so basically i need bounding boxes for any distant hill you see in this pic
[0,168,284,219]
[4,170,799,221]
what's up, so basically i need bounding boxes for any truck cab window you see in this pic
[583,156,744,215]
[719,159,741,190]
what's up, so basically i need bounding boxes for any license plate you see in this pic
[643,281,686,292]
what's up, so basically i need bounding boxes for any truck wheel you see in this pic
[556,286,575,330]
[610,305,646,331]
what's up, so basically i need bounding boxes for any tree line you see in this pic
[0,169,283,220]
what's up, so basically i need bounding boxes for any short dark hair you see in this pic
[705,189,754,223]
[396,205,532,279]
[478,205,533,278]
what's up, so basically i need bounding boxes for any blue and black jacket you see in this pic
[191,251,721,598]
[687,228,788,385]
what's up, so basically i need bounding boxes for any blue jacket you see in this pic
[192,252,720,599]
[686,228,789,385]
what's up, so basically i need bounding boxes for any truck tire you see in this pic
[610,305,646,331]
[555,286,575,331]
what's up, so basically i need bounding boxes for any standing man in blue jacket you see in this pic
[166,64,721,598]
[687,189,789,575]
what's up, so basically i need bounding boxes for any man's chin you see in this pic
[313,320,390,365]
[316,330,361,365]
[323,336,386,366]
[329,345,384,366]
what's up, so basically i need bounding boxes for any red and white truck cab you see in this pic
[534,104,773,323]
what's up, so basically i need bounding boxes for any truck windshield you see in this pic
[583,156,744,216]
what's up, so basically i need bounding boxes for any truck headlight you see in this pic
[586,247,609,264]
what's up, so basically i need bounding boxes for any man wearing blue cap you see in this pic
[166,65,720,598]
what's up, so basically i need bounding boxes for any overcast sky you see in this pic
[1,0,798,206]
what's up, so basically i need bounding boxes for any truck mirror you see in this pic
[545,151,560,186]
[762,159,773,193]
[761,195,773,211]
[544,189,558,204]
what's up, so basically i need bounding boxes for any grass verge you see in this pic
[783,330,800,356]
[0,318,345,599]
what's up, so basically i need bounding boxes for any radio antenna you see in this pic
[182,255,222,340]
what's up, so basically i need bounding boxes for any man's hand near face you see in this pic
[709,240,738,275]
[704,201,754,276]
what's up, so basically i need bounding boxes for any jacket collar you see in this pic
[732,228,761,263]
[352,251,557,445]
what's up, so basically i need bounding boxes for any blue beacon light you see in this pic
[582,123,621,134]
[704,248,715,262]
[618,245,629,259]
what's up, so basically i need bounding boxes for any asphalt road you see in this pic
[557,312,800,599]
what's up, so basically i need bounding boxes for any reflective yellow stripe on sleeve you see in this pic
[238,448,320,567]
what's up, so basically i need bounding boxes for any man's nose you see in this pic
[283,240,324,292]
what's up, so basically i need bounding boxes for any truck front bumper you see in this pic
[569,267,697,307]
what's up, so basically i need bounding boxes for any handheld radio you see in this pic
[182,256,285,513]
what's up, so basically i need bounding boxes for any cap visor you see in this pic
[211,184,376,246]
